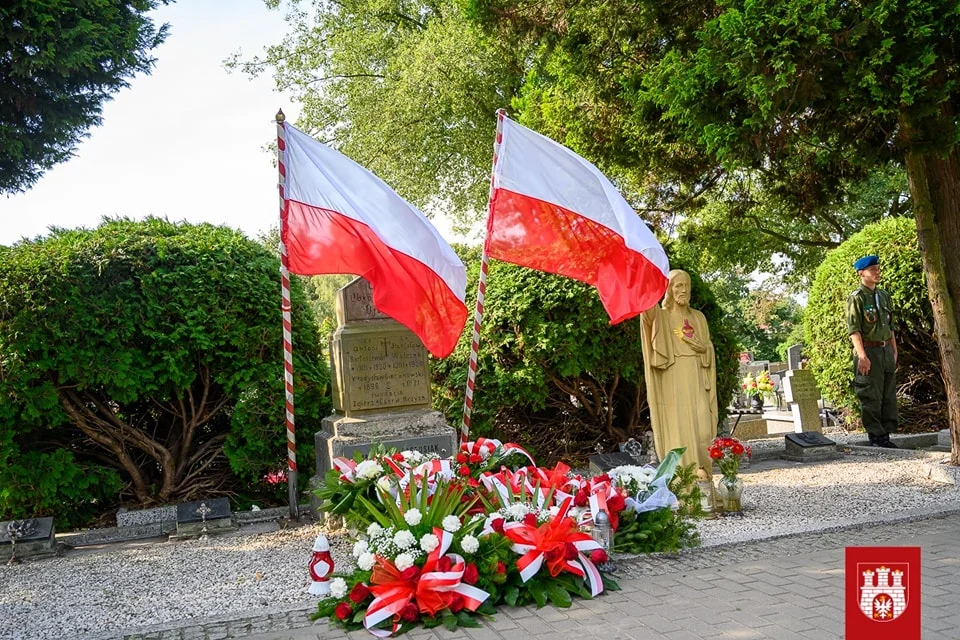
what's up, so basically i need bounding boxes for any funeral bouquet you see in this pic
[314,438,698,637]
[741,370,774,398]
[708,437,752,480]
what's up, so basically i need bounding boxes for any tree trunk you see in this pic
[902,118,960,466]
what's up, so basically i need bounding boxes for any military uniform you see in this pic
[846,284,898,439]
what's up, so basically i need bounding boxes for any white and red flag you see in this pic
[280,123,467,358]
[486,115,669,322]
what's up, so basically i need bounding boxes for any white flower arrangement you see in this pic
[420,533,439,553]
[608,464,655,496]
[330,577,348,598]
[355,459,384,481]
[400,450,427,466]
[442,515,462,533]
[393,529,416,549]
[404,508,423,526]
[460,534,479,554]
[352,540,369,558]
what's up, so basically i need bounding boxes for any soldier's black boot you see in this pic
[878,435,898,449]
[867,434,881,447]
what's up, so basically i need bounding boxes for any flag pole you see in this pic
[461,108,506,445]
[276,108,299,520]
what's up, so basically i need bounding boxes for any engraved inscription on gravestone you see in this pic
[784,369,822,434]
[337,277,390,325]
[333,329,431,414]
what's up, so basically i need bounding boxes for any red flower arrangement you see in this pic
[708,437,752,479]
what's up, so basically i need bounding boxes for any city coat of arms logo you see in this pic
[846,547,921,640]
[856,563,909,621]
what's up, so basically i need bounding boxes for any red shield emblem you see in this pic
[846,547,920,639]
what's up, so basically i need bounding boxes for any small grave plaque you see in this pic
[174,497,234,538]
[782,432,839,462]
[589,452,637,476]
[783,369,822,434]
[0,516,56,562]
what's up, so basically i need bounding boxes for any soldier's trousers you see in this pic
[853,344,898,436]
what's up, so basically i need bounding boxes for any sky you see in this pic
[0,0,306,246]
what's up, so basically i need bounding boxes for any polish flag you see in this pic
[487,115,669,322]
[281,124,467,358]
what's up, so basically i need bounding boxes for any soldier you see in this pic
[846,255,898,448]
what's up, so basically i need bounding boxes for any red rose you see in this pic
[491,518,505,533]
[495,560,507,574]
[456,453,469,464]
[709,447,723,460]
[400,566,421,581]
[391,452,405,462]
[400,602,419,622]
[438,555,453,572]
[348,582,370,603]
[458,465,471,476]
[593,474,611,484]
[573,489,589,507]
[463,563,479,585]
[564,542,579,561]
[523,513,538,527]
[469,453,482,464]
[731,442,745,455]
[467,478,481,488]
[607,495,626,513]
[590,549,609,565]
[334,602,353,621]
[448,594,464,613]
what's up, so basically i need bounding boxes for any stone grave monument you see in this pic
[787,344,804,371]
[782,368,822,434]
[172,497,235,539]
[312,278,457,511]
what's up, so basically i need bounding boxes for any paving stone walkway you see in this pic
[124,510,960,640]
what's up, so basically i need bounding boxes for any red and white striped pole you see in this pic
[276,109,299,519]
[461,109,506,445]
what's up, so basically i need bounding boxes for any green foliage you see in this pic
[0,1,171,193]
[0,218,330,521]
[806,217,940,425]
[612,461,700,555]
[432,244,739,464]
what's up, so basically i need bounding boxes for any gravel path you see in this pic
[1,449,957,640]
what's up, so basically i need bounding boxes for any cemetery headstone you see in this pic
[938,429,951,449]
[0,517,57,562]
[783,368,822,434]
[782,432,840,462]
[173,497,234,538]
[787,344,804,371]
[312,278,458,514]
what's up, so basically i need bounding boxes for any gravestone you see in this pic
[787,344,804,371]
[0,517,57,562]
[173,497,235,538]
[782,432,840,462]
[313,279,457,512]
[782,368,822,434]
[589,452,637,476]
[938,429,951,448]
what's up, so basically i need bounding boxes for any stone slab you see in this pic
[58,524,166,547]
[336,277,391,325]
[787,344,803,371]
[177,497,232,524]
[588,452,637,476]
[0,516,54,544]
[783,369,822,433]
[782,432,840,462]
[116,505,178,529]
[172,517,236,538]
[939,429,951,448]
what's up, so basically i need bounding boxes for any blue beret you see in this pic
[853,255,879,271]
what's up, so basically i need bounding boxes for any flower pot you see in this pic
[717,476,744,514]
[750,394,764,410]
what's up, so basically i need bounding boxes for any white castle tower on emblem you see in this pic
[859,566,907,621]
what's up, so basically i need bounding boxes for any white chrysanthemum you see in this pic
[640,468,656,483]
[460,535,479,554]
[355,460,384,480]
[404,509,423,526]
[377,475,395,493]
[395,552,415,571]
[357,552,375,571]
[507,503,528,520]
[352,540,369,558]
[393,529,416,549]
[330,577,348,598]
[442,515,461,533]
[367,523,383,537]
[420,533,439,553]
[401,450,425,465]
